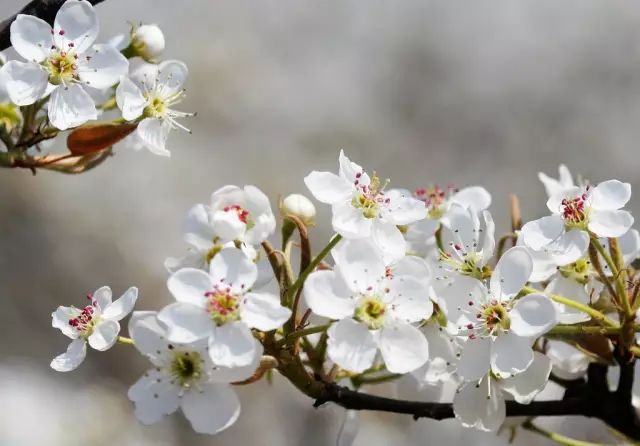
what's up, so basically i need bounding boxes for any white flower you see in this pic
[116,58,192,156]
[409,323,459,384]
[538,164,576,198]
[280,193,316,226]
[158,248,290,367]
[128,312,260,434]
[304,239,433,373]
[453,351,551,432]
[545,340,589,380]
[405,185,491,256]
[0,0,128,130]
[439,247,558,379]
[521,180,634,263]
[50,286,138,372]
[164,203,273,288]
[304,150,425,261]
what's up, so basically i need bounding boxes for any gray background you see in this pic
[0,0,638,444]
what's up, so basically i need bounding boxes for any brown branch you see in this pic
[0,0,106,52]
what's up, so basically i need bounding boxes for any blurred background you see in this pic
[1,0,640,444]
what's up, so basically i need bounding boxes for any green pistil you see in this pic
[170,351,203,386]
[482,303,510,332]
[45,51,78,85]
[559,257,591,284]
[354,296,387,330]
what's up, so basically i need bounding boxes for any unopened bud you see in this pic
[281,193,316,225]
[126,24,165,62]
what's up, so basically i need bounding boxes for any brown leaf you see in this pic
[574,335,614,365]
[67,123,137,155]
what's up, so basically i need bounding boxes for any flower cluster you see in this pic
[49,151,640,442]
[0,0,193,164]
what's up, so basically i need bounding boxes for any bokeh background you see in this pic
[1,0,640,444]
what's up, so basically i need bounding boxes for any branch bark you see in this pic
[0,0,106,51]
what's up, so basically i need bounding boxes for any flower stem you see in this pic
[591,237,632,317]
[276,323,332,347]
[547,325,621,336]
[287,234,342,302]
[117,336,134,346]
[522,420,611,446]
[522,286,619,328]
[351,373,401,387]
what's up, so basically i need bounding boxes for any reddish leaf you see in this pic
[67,123,137,155]
[575,335,614,365]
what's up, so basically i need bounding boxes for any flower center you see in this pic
[170,350,203,387]
[354,295,387,330]
[204,288,241,325]
[351,174,389,219]
[439,249,487,280]
[68,294,100,338]
[561,193,589,228]
[415,185,456,219]
[464,298,511,337]
[559,257,591,284]
[222,204,255,229]
[45,50,79,85]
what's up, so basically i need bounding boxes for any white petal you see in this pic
[167,268,212,306]
[548,229,589,266]
[183,204,216,250]
[208,342,263,383]
[128,369,180,425]
[209,248,258,292]
[303,270,356,319]
[136,117,171,156]
[382,189,426,225]
[411,324,457,383]
[115,75,146,121]
[436,276,487,333]
[387,276,433,323]
[456,337,491,382]
[490,246,532,300]
[78,44,129,89]
[102,286,138,321]
[157,302,212,343]
[338,149,369,185]
[500,351,551,404]
[211,208,246,242]
[87,319,120,351]
[157,60,188,97]
[10,14,52,62]
[128,57,159,87]
[51,306,77,338]
[331,238,386,294]
[50,338,86,372]
[208,322,259,368]
[546,340,589,380]
[591,180,631,210]
[378,321,429,373]
[510,293,557,337]
[92,285,112,311]
[452,186,492,213]
[241,292,291,331]
[545,277,590,325]
[620,229,640,266]
[128,311,169,360]
[337,410,360,446]
[53,0,98,54]
[48,84,97,130]
[392,255,431,288]
[332,201,371,239]
[181,383,240,434]
[441,202,478,251]
[480,210,496,264]
[243,185,277,245]
[327,319,377,373]
[0,61,47,105]
[521,215,564,250]
[490,333,533,378]
[453,377,505,432]
[371,220,406,263]
[304,171,352,204]
[589,209,634,238]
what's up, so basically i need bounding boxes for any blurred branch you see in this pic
[0,0,106,51]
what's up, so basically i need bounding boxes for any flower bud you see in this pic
[128,24,165,62]
[281,193,316,225]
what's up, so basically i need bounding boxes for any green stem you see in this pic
[276,323,332,347]
[286,234,342,302]
[351,373,401,387]
[435,225,444,252]
[547,325,621,336]
[591,237,631,317]
[522,420,613,446]
[523,286,619,328]
[117,336,134,346]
